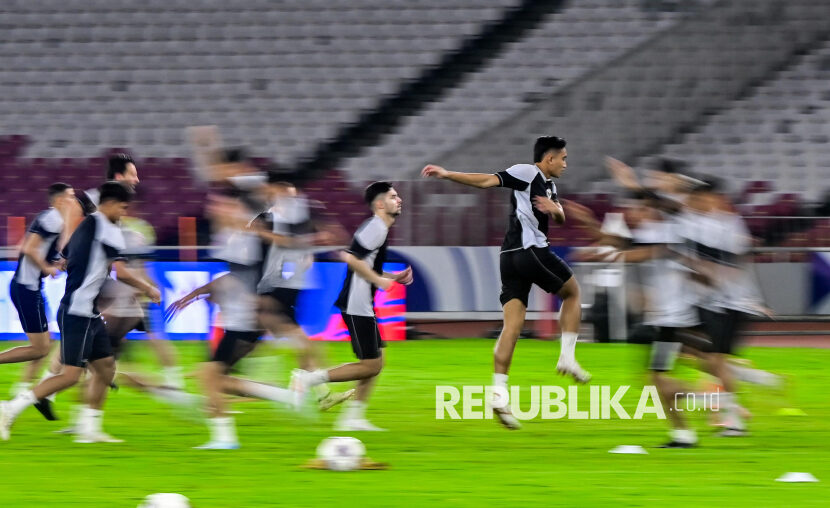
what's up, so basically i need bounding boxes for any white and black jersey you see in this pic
[60,212,126,318]
[495,164,558,252]
[257,195,315,293]
[335,215,389,317]
[633,217,699,329]
[13,208,64,291]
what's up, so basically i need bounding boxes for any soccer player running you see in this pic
[422,136,588,430]
[0,182,161,443]
[291,182,413,431]
[255,171,353,410]
[3,183,75,407]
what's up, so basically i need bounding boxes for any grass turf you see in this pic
[0,338,828,507]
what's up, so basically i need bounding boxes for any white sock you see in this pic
[342,400,366,421]
[237,380,294,405]
[306,369,329,386]
[493,373,508,389]
[40,370,58,383]
[79,406,103,435]
[729,364,779,387]
[671,428,697,444]
[11,382,31,397]
[559,332,578,363]
[162,366,184,389]
[7,390,37,417]
[210,417,237,443]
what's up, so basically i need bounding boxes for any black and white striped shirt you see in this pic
[13,208,64,291]
[495,164,557,253]
[335,215,389,317]
[61,212,126,317]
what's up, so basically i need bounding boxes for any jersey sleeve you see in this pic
[346,219,387,259]
[495,164,536,191]
[100,223,127,261]
[29,210,63,237]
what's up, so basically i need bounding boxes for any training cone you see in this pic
[776,472,818,483]
[609,445,648,454]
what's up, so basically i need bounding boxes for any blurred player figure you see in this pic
[255,169,353,410]
[1,182,161,443]
[291,182,412,431]
[422,136,587,430]
[3,183,75,410]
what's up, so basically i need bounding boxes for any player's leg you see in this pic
[333,319,385,431]
[257,290,348,409]
[74,316,122,443]
[649,328,697,448]
[195,331,257,449]
[4,282,54,393]
[0,306,90,439]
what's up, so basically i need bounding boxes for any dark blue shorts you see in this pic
[9,280,49,334]
[58,305,113,367]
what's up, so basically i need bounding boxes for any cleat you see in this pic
[0,401,12,440]
[34,398,59,421]
[194,441,240,450]
[657,440,696,449]
[494,406,522,430]
[556,360,591,384]
[334,418,386,432]
[318,389,355,412]
[718,427,748,437]
[74,431,124,444]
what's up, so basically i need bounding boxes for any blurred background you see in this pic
[1,0,829,337]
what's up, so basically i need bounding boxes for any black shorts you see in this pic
[701,308,745,355]
[10,280,49,334]
[58,305,112,368]
[499,247,574,307]
[211,330,262,368]
[648,326,710,371]
[343,313,385,360]
[259,288,300,325]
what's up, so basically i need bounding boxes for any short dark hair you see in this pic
[222,147,249,164]
[98,181,133,204]
[266,164,298,186]
[533,136,567,163]
[364,181,393,206]
[107,153,135,180]
[47,182,72,200]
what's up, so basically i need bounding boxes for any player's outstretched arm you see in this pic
[421,164,499,189]
[383,266,413,285]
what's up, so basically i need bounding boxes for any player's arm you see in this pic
[421,164,500,188]
[382,266,414,285]
[19,233,60,276]
[340,251,394,291]
[112,260,161,303]
[605,157,642,191]
[532,196,566,224]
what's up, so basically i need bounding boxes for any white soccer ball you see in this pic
[138,493,191,508]
[316,436,366,471]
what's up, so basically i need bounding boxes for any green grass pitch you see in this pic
[0,339,828,507]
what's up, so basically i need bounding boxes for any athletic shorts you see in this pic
[700,308,745,355]
[10,280,49,334]
[259,287,300,325]
[342,313,385,360]
[499,247,573,307]
[648,326,709,371]
[211,330,262,368]
[58,305,112,367]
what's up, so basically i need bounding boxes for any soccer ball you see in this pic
[316,436,366,471]
[137,493,191,508]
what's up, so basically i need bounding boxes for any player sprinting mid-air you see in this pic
[3,183,75,411]
[1,182,161,443]
[291,182,413,431]
[422,136,588,430]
